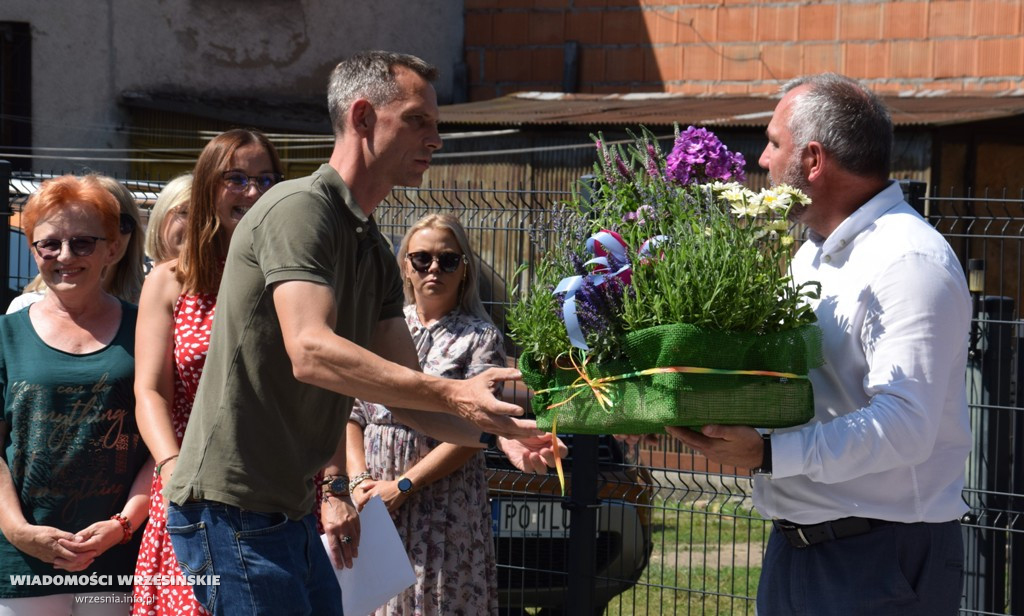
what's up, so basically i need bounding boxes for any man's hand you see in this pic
[320,495,360,569]
[665,425,763,469]
[449,368,544,440]
[499,434,568,474]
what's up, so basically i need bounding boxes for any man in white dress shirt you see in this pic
[669,73,971,615]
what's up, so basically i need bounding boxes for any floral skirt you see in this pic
[363,421,498,616]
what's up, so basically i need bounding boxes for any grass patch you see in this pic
[606,497,767,615]
[605,562,759,615]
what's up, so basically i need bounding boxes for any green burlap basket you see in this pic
[520,323,824,434]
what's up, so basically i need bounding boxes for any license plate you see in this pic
[491,500,594,538]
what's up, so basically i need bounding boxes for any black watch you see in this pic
[397,476,414,493]
[752,434,772,476]
[479,432,499,450]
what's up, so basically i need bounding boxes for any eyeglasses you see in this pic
[221,171,282,194]
[31,236,107,260]
[407,251,466,274]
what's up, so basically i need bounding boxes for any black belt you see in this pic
[772,517,893,548]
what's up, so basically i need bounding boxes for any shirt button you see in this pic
[824,255,832,263]
[838,239,847,248]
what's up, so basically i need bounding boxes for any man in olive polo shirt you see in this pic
[165,51,560,616]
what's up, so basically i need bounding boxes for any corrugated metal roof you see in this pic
[440,92,1024,128]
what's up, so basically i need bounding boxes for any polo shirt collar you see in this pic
[315,163,368,223]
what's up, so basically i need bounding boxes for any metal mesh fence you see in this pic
[375,185,771,616]
[925,189,1024,616]
[4,171,1024,615]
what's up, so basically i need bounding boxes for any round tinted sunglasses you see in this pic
[222,171,282,194]
[32,236,107,260]
[406,251,467,273]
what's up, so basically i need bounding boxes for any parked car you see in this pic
[486,432,654,615]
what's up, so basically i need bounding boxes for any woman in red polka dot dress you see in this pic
[131,130,283,615]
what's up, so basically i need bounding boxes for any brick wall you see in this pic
[464,0,1024,100]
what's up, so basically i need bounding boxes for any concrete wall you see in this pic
[465,0,1024,99]
[0,0,464,174]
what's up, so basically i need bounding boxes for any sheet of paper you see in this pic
[320,496,416,616]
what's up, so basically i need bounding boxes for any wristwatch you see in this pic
[321,475,350,497]
[397,476,415,494]
[752,434,772,476]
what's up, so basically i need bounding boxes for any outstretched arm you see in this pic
[273,280,539,443]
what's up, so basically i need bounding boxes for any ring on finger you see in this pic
[340,535,352,544]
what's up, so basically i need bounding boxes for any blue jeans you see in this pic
[166,500,342,616]
[757,519,964,616]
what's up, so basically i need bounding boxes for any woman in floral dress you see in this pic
[347,213,502,616]
[131,130,283,615]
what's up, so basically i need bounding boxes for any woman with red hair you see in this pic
[0,175,151,614]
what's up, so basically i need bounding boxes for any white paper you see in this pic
[320,496,416,616]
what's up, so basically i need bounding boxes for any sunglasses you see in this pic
[222,171,282,194]
[407,251,466,274]
[32,236,107,260]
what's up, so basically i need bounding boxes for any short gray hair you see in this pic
[327,51,438,136]
[782,73,893,179]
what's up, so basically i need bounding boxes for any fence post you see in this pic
[0,160,11,309]
[1013,319,1024,615]
[565,434,599,613]
[899,179,928,217]
[963,295,1014,612]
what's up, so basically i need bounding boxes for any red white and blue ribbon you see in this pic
[552,230,668,351]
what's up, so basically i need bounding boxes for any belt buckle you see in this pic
[774,520,812,548]
[794,527,812,547]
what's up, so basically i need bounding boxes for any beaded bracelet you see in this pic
[349,471,373,492]
[110,513,133,545]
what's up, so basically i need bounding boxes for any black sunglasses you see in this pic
[222,171,282,194]
[407,251,466,274]
[32,236,107,260]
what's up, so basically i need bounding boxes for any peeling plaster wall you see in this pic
[1,0,464,173]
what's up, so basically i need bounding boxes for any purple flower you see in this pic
[645,143,660,178]
[665,126,746,186]
[615,155,631,181]
[623,205,655,225]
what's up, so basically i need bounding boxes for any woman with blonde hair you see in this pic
[347,212,501,615]
[144,174,191,267]
[131,129,282,615]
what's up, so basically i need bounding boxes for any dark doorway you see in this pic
[1,22,31,172]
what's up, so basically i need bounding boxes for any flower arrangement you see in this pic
[508,126,824,434]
